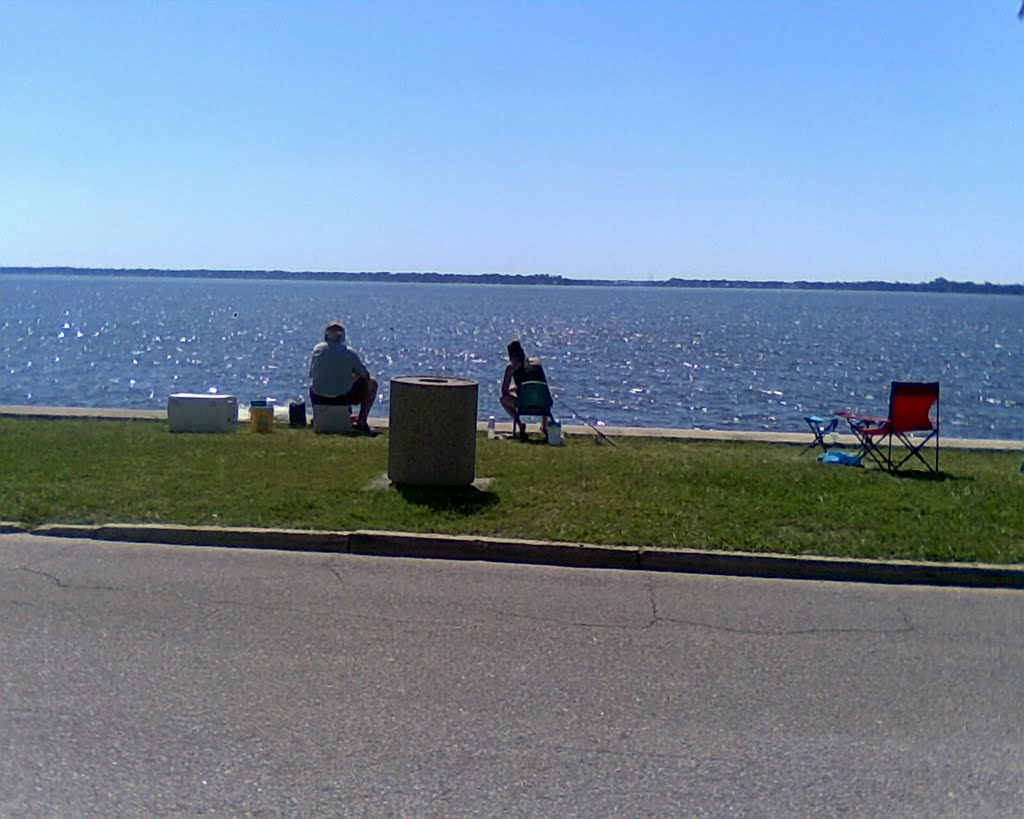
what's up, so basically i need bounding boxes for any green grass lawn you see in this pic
[1,417,1022,564]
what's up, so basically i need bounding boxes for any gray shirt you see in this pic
[309,340,369,397]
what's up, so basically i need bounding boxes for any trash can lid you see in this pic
[391,375,478,388]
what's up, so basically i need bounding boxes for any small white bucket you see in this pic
[546,419,562,446]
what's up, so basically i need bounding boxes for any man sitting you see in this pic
[308,320,378,435]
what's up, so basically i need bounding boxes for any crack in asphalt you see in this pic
[8,558,917,639]
[653,602,915,637]
[646,574,660,625]
[455,580,914,637]
[655,615,914,636]
[15,566,121,593]
[204,596,467,629]
[18,566,68,587]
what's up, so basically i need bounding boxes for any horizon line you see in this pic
[3,265,1022,290]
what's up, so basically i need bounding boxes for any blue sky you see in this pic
[2,1,1021,283]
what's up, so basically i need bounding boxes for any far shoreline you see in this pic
[2,266,1022,297]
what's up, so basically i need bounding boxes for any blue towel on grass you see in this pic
[817,451,862,467]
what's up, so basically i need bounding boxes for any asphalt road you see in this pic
[2,533,1022,816]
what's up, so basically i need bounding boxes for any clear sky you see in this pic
[2,1,1021,283]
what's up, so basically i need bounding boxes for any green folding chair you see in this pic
[513,381,555,441]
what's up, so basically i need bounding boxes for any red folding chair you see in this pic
[837,382,940,474]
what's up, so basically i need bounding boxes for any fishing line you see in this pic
[553,396,618,447]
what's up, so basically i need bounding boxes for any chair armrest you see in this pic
[837,411,890,437]
[836,410,887,423]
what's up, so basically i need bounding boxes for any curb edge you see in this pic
[12,523,1023,590]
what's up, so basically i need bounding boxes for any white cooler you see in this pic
[167,393,238,433]
[312,403,352,434]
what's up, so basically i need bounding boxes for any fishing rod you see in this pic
[554,396,618,447]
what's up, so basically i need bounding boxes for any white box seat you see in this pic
[312,404,352,434]
[167,393,238,433]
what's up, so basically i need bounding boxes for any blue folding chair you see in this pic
[803,415,839,455]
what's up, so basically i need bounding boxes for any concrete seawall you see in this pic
[1,403,1022,450]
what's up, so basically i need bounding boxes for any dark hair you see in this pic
[507,339,525,363]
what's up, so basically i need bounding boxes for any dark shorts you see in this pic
[310,377,368,406]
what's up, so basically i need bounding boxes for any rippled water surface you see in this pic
[1,275,1021,440]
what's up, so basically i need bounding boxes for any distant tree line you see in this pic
[2,267,1021,296]
[657,276,1024,296]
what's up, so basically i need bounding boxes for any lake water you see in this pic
[1,274,1021,440]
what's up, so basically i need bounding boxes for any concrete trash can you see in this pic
[388,376,478,486]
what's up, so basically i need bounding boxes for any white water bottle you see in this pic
[487,416,496,439]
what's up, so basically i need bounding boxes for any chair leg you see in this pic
[865,442,891,471]
[804,417,837,455]
[854,432,893,471]
[892,431,940,473]
[843,418,896,471]
[803,432,826,455]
